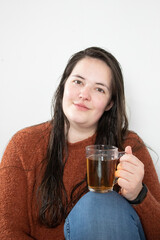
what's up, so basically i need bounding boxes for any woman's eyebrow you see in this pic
[72,74,86,80]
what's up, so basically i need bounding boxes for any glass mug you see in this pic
[86,145,125,193]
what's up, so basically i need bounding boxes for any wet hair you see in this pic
[37,47,128,227]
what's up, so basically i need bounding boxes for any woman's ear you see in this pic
[105,101,114,111]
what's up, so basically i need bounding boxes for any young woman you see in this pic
[0,47,160,240]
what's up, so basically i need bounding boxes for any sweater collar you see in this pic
[67,133,96,151]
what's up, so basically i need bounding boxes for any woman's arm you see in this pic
[118,132,160,239]
[0,136,34,240]
[133,144,160,239]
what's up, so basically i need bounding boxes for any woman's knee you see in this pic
[64,191,145,239]
[68,191,134,219]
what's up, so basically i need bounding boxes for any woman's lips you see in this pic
[74,103,90,111]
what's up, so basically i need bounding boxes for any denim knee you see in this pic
[64,191,146,240]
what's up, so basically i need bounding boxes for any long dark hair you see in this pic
[37,47,128,227]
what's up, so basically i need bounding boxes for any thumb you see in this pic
[125,146,132,154]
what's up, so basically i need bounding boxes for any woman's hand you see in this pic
[115,146,144,201]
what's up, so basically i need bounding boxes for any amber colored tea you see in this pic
[87,155,118,193]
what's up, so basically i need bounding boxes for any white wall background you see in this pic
[0,0,160,179]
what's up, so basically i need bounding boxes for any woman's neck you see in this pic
[67,125,96,143]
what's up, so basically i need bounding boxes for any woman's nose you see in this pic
[79,86,91,101]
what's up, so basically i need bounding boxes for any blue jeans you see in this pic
[64,191,146,240]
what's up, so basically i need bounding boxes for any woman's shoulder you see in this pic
[11,120,52,154]
[13,121,52,139]
[1,121,52,169]
[125,130,141,139]
[123,130,145,150]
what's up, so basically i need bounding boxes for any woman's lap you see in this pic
[64,191,146,240]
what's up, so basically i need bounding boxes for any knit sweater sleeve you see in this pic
[125,132,160,240]
[0,133,35,239]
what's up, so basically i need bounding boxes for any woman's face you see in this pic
[62,57,113,131]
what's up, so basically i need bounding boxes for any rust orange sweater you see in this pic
[0,122,160,240]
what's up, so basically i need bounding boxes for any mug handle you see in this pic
[113,151,125,192]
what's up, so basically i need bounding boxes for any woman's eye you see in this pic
[73,80,83,85]
[96,88,105,93]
